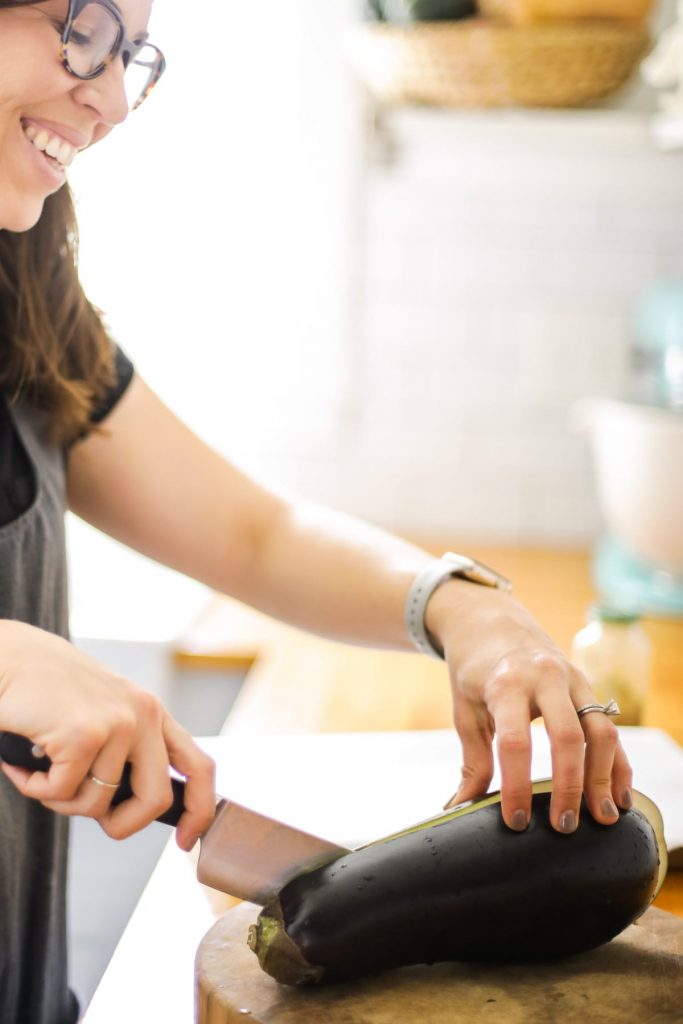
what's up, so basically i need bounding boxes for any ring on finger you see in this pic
[87,771,120,790]
[575,698,620,720]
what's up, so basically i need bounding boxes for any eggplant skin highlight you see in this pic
[248,787,665,986]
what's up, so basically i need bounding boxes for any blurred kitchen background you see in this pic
[67,0,683,639]
[65,0,683,1010]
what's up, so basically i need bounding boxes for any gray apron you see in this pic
[0,401,78,1024]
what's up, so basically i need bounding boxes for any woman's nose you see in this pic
[70,59,131,127]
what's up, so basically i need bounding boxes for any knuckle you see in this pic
[551,724,585,749]
[591,721,619,747]
[497,731,530,758]
[100,820,131,841]
[196,751,216,781]
[502,781,531,802]
[586,775,613,789]
[530,651,566,677]
[152,784,174,818]
[553,781,584,800]
[487,669,521,702]
[138,691,164,724]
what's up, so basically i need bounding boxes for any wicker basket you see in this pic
[347,19,650,108]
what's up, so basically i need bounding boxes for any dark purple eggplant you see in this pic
[248,781,666,986]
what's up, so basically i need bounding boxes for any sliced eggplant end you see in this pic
[248,901,324,986]
[631,789,668,902]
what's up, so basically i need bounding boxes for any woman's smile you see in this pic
[22,117,84,168]
[19,116,71,187]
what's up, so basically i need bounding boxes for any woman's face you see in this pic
[0,0,153,231]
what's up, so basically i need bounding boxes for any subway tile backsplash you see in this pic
[249,109,683,545]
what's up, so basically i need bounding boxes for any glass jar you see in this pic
[571,606,651,726]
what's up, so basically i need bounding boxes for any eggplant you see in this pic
[247,781,667,986]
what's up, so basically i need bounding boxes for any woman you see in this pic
[0,2,632,1021]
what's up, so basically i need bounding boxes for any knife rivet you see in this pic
[239,1009,251,1015]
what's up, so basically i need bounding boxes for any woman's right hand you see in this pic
[0,620,215,851]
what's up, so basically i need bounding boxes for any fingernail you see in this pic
[559,810,577,834]
[183,835,200,853]
[443,789,462,811]
[601,797,618,819]
[621,788,633,809]
[511,809,528,832]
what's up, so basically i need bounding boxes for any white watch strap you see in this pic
[404,553,510,660]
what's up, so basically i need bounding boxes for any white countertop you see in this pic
[82,727,683,1023]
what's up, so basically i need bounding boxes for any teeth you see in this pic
[22,123,76,168]
[33,129,50,152]
[58,141,75,166]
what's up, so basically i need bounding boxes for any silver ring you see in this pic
[576,698,621,720]
[87,771,120,790]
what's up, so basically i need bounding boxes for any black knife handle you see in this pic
[0,731,186,828]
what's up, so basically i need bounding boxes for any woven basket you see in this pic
[347,19,650,108]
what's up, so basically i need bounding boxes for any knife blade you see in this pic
[0,731,351,904]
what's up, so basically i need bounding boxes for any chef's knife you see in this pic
[0,731,351,904]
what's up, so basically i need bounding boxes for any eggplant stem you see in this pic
[249,901,324,986]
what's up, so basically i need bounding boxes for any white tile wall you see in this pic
[259,108,683,546]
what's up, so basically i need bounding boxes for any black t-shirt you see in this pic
[0,346,134,527]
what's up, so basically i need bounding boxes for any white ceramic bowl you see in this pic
[574,398,683,574]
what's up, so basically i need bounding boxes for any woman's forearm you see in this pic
[224,496,434,649]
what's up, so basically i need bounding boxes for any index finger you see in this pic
[492,696,533,831]
[99,730,174,840]
[162,716,216,851]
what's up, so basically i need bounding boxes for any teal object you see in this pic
[587,605,641,625]
[594,536,683,618]
[635,281,683,410]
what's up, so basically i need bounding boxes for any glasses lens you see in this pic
[124,44,163,110]
[65,2,120,77]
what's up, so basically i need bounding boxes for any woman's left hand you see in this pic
[425,580,633,834]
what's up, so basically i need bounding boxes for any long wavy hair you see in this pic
[0,0,116,444]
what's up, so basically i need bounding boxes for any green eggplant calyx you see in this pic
[248,901,324,987]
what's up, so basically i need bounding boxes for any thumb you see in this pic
[444,701,494,809]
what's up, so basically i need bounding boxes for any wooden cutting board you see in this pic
[196,903,683,1024]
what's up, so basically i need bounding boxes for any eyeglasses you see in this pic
[54,0,166,110]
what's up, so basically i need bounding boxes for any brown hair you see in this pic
[0,1,116,444]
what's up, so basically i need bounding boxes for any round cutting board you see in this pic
[196,903,683,1024]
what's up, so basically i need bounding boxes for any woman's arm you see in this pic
[67,375,632,833]
[67,376,427,643]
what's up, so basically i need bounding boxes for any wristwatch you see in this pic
[404,552,512,660]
